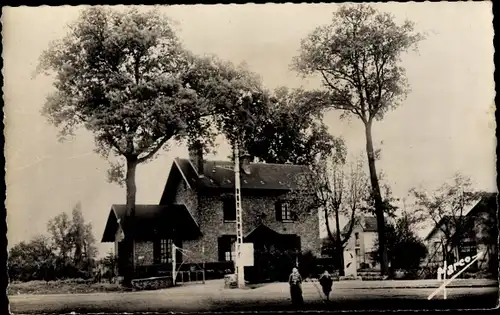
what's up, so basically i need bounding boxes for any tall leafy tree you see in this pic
[71,202,86,267]
[180,54,272,160]
[292,4,424,275]
[184,55,268,154]
[69,202,98,273]
[47,212,73,261]
[246,87,340,165]
[47,203,97,278]
[37,7,211,284]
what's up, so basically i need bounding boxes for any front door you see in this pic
[250,235,300,283]
[117,240,131,277]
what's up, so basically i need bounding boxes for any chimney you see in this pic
[239,151,253,175]
[188,141,204,178]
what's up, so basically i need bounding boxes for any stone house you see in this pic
[101,145,320,282]
[424,192,497,274]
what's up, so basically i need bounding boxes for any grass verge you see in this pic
[8,279,128,295]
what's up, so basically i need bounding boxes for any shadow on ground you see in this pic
[210,293,499,312]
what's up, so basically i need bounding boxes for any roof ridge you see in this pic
[178,157,307,167]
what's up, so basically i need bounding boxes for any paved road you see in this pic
[9,281,499,313]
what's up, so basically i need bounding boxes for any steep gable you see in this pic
[424,192,497,241]
[342,216,378,235]
[159,158,194,205]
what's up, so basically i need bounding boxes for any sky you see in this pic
[3,3,496,257]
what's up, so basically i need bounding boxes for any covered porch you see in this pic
[243,224,301,283]
[101,204,202,279]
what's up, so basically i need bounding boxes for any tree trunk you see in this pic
[123,158,138,286]
[364,121,389,276]
[334,208,345,276]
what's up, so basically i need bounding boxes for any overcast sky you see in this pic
[3,3,495,256]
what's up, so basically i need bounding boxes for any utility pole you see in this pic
[234,141,245,288]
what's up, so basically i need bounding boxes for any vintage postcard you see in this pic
[3,2,498,313]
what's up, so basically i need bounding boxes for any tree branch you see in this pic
[137,136,170,164]
[320,70,366,123]
[360,53,373,112]
[351,51,367,119]
[104,132,125,156]
[374,55,388,115]
[317,67,358,89]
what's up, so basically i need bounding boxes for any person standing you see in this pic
[288,267,304,305]
[319,270,334,301]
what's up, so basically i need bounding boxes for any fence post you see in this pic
[443,259,447,300]
[172,244,177,286]
[202,245,206,284]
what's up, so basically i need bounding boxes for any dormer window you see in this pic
[276,200,295,222]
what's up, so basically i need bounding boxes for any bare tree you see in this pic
[411,173,482,269]
[292,151,369,276]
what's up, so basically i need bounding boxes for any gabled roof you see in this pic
[184,158,310,190]
[362,217,378,232]
[342,216,378,234]
[244,224,281,242]
[424,216,453,241]
[160,157,311,203]
[424,192,497,241]
[101,204,201,242]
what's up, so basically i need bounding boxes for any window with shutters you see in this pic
[223,198,236,222]
[276,200,294,222]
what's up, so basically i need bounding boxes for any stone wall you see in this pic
[135,241,154,266]
[173,179,199,222]
[131,276,173,290]
[182,193,320,264]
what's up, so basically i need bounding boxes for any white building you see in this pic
[343,216,379,270]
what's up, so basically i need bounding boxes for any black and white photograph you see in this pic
[3,2,498,313]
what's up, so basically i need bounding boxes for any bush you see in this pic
[298,250,317,279]
[359,262,371,269]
